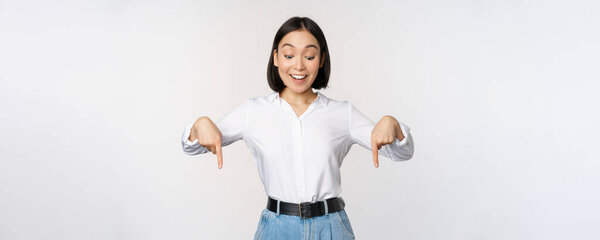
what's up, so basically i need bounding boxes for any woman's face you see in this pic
[273,29,325,94]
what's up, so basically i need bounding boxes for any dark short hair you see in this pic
[267,17,331,92]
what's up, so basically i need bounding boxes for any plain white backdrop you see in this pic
[1,0,599,239]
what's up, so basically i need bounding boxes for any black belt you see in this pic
[266,196,345,219]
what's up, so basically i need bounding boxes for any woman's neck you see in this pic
[279,88,318,105]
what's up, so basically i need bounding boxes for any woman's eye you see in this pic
[284,55,314,60]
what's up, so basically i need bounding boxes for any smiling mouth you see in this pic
[290,74,307,80]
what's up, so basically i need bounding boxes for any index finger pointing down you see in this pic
[216,141,223,169]
[371,138,379,168]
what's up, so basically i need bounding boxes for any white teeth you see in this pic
[291,74,307,80]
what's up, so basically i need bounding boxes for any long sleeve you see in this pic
[349,103,414,161]
[181,99,252,155]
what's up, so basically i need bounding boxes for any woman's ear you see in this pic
[320,52,326,68]
[273,49,278,67]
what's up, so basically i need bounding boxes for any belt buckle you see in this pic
[299,202,311,219]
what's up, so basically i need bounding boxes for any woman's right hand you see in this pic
[189,116,224,169]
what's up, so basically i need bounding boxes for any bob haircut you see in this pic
[267,17,331,92]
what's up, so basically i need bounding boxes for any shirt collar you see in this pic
[267,91,328,107]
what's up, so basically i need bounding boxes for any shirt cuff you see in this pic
[182,122,200,147]
[394,122,411,147]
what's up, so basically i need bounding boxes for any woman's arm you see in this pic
[181,99,252,168]
[370,115,414,167]
[349,103,414,166]
[181,119,211,155]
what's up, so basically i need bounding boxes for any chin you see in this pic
[286,85,312,93]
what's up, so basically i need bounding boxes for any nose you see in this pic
[294,57,305,70]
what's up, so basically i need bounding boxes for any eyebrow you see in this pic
[281,43,319,50]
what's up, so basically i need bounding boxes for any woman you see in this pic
[182,16,414,240]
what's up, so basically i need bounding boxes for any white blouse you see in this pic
[181,91,414,204]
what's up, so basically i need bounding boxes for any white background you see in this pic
[1,0,599,239]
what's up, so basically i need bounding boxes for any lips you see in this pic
[289,74,307,84]
[290,74,307,80]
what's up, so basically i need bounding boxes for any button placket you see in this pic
[278,95,318,202]
[292,117,306,199]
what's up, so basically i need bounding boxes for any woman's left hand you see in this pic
[371,115,405,168]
